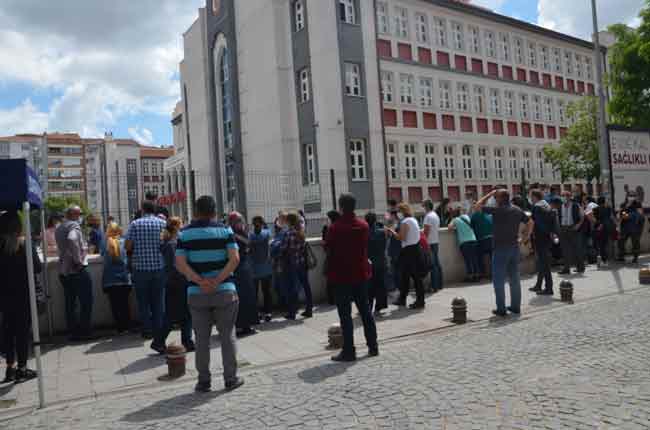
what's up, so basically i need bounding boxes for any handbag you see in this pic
[305,242,318,271]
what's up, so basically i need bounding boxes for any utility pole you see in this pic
[591,0,612,203]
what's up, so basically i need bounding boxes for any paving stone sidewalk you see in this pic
[1,258,649,416]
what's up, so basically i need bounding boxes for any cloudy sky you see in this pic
[0,0,644,147]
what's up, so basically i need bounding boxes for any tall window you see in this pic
[462,145,473,180]
[509,149,519,180]
[469,25,481,54]
[142,160,149,174]
[564,50,573,75]
[403,143,418,180]
[424,144,437,180]
[434,17,447,47]
[419,78,433,107]
[585,57,593,80]
[494,148,504,180]
[557,100,566,124]
[489,88,501,116]
[299,68,310,103]
[349,139,366,181]
[305,144,316,184]
[543,97,553,122]
[532,95,542,121]
[575,53,583,78]
[452,22,464,50]
[381,71,394,103]
[473,85,485,114]
[443,145,455,180]
[151,162,158,174]
[478,147,489,180]
[400,74,414,104]
[345,63,362,96]
[499,32,511,61]
[219,47,233,150]
[537,150,545,179]
[376,2,389,34]
[456,82,469,112]
[387,142,398,180]
[540,45,550,70]
[528,41,537,68]
[294,0,305,32]
[415,13,428,43]
[394,6,409,38]
[553,48,562,73]
[523,150,532,180]
[504,90,515,117]
[339,0,356,24]
[514,37,524,64]
[439,81,452,110]
[519,94,529,120]
[485,30,496,58]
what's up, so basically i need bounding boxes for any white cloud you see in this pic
[537,0,645,40]
[0,0,204,141]
[0,99,49,135]
[128,126,155,147]
[471,0,508,11]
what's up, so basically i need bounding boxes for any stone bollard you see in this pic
[559,280,574,304]
[327,323,343,350]
[166,344,187,379]
[639,267,650,285]
[451,297,467,324]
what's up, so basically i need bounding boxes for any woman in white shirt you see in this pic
[387,203,425,309]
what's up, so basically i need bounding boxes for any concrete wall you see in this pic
[39,227,650,334]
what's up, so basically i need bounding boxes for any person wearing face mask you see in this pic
[249,216,273,322]
[387,203,425,309]
[557,191,586,275]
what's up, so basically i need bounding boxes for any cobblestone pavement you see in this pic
[5,287,650,430]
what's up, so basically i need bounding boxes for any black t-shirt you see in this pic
[483,205,529,250]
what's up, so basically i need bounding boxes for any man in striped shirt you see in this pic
[175,196,243,393]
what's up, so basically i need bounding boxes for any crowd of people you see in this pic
[1,185,648,391]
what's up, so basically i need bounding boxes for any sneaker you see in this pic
[195,381,212,393]
[331,352,356,362]
[225,377,245,392]
[150,342,166,355]
[2,367,16,383]
[14,368,37,384]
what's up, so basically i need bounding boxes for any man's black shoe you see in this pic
[529,286,542,292]
[408,302,425,310]
[331,352,356,362]
[368,348,379,357]
[537,289,554,296]
[301,310,313,319]
[492,309,507,317]
[225,377,244,391]
[506,306,521,315]
[195,381,211,393]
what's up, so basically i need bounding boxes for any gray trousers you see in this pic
[188,291,239,385]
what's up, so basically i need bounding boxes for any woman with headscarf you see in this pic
[0,211,41,383]
[249,216,273,322]
[229,212,258,337]
[101,222,133,334]
[279,212,312,319]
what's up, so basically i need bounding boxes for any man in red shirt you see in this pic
[326,193,378,362]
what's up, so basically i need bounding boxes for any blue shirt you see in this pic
[176,220,239,296]
[249,229,272,279]
[125,215,166,272]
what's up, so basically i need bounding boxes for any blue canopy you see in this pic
[0,159,43,210]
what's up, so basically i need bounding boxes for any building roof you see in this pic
[140,147,175,159]
[433,0,598,50]
[0,134,43,143]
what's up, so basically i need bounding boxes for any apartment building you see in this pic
[45,133,87,201]
[177,0,604,219]
[0,134,47,191]
[141,147,174,199]
[162,101,191,220]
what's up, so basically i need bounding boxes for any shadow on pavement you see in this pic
[528,295,558,307]
[255,318,305,332]
[116,355,165,375]
[297,360,357,384]
[0,382,15,398]
[121,389,228,422]
[85,336,144,354]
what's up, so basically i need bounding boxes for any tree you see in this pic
[543,97,600,183]
[44,196,88,218]
[607,2,650,128]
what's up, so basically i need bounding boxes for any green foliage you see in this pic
[44,196,88,218]
[607,2,650,128]
[543,97,600,182]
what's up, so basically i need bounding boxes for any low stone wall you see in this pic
[39,226,650,334]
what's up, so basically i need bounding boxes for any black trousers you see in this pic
[534,241,553,291]
[105,286,132,332]
[368,263,387,312]
[335,283,378,356]
[559,228,585,272]
[618,233,641,259]
[2,305,30,367]
[254,276,273,315]
[398,245,425,305]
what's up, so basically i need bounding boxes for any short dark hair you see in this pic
[423,199,434,211]
[365,212,377,226]
[338,193,356,214]
[195,196,216,218]
[387,198,397,207]
[252,215,265,225]
[142,200,156,214]
[530,189,544,201]
[326,210,340,223]
[597,196,606,206]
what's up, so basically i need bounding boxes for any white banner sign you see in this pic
[609,128,650,209]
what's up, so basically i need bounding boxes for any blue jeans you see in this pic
[460,241,480,276]
[60,268,94,336]
[133,271,165,335]
[296,267,313,312]
[492,246,522,313]
[335,283,378,356]
[429,244,443,291]
[477,238,493,275]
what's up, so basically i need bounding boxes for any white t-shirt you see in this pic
[423,211,440,245]
[401,217,421,248]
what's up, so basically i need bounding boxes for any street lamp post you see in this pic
[591,0,612,203]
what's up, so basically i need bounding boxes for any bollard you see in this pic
[327,323,343,350]
[166,344,187,379]
[451,297,467,324]
[640,267,650,285]
[559,280,574,304]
